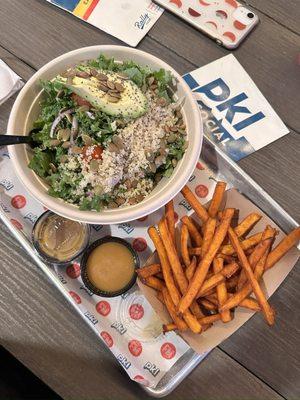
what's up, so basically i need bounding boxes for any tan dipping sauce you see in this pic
[37,214,86,261]
[86,242,135,292]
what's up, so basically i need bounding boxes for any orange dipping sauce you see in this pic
[86,242,135,293]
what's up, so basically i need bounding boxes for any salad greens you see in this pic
[28,54,186,211]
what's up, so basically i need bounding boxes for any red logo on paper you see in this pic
[195,184,209,198]
[11,195,26,209]
[66,263,81,279]
[196,162,205,170]
[100,331,113,348]
[96,300,111,316]
[129,303,144,320]
[69,291,81,304]
[134,375,149,386]
[160,343,176,359]
[10,219,23,230]
[128,340,142,357]
[132,238,147,252]
[174,212,179,222]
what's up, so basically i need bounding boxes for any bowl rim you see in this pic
[8,45,202,224]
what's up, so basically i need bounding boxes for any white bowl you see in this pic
[8,46,202,224]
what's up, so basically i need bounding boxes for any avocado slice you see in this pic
[58,71,148,119]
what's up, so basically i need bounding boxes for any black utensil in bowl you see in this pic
[0,134,37,147]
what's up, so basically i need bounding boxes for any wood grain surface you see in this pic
[0,223,284,400]
[0,0,299,399]
[246,0,300,35]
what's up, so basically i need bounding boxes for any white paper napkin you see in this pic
[0,59,24,106]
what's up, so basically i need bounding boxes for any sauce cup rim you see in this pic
[80,235,140,297]
[32,210,90,265]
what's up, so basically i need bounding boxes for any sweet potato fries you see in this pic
[137,181,300,334]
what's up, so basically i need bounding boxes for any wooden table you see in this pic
[0,1,299,399]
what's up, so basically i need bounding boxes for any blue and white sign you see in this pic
[184,54,289,161]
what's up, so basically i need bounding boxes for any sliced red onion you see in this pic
[70,116,78,144]
[85,111,95,120]
[50,109,74,138]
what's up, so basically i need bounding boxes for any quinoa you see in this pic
[28,54,187,211]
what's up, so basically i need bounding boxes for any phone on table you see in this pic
[154,0,259,49]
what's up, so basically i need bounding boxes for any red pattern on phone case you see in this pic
[169,0,182,7]
[188,8,201,17]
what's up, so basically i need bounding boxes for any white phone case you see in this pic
[154,0,259,49]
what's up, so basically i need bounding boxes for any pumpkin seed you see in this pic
[135,194,144,203]
[183,141,189,150]
[107,95,119,103]
[172,158,178,167]
[62,141,71,149]
[179,123,186,130]
[90,159,99,172]
[57,128,71,141]
[97,73,108,81]
[131,180,138,189]
[146,152,155,162]
[99,83,109,92]
[62,69,76,78]
[108,143,119,153]
[66,76,73,85]
[128,198,137,206]
[60,155,68,163]
[117,73,129,80]
[148,76,155,86]
[164,125,170,133]
[49,163,57,173]
[155,173,162,183]
[150,84,158,90]
[150,163,156,173]
[109,91,121,99]
[82,134,93,146]
[107,81,115,90]
[124,179,132,189]
[71,146,82,155]
[112,135,124,149]
[175,109,182,118]
[167,133,177,143]
[76,71,90,78]
[160,139,166,149]
[158,97,167,107]
[108,201,119,209]
[141,83,147,93]
[49,139,61,147]
[115,197,126,206]
[90,68,99,77]
[155,155,165,166]
[94,185,104,196]
[159,148,167,156]
[115,82,125,92]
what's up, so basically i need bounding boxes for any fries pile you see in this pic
[137,182,300,334]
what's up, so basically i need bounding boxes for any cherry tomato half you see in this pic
[71,93,92,108]
[82,145,103,160]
